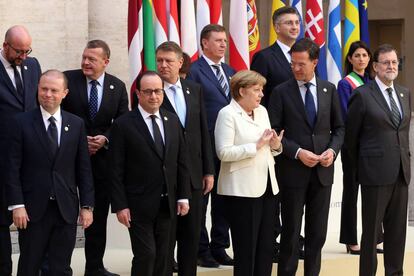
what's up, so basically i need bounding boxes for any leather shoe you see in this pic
[172,259,179,273]
[197,254,220,268]
[84,268,120,276]
[212,251,234,266]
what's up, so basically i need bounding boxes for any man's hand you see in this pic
[202,175,214,195]
[319,149,334,167]
[298,149,320,167]
[116,208,131,228]
[87,135,107,155]
[12,207,29,229]
[79,209,93,229]
[177,202,190,216]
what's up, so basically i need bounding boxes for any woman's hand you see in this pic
[256,129,274,150]
[270,129,284,150]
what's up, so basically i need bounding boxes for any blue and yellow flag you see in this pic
[343,0,360,59]
[359,0,369,47]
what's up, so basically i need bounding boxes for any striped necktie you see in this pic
[386,87,401,128]
[212,64,229,97]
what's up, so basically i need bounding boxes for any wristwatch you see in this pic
[81,206,94,212]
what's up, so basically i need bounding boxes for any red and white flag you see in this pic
[168,0,180,44]
[180,0,198,61]
[210,0,223,24]
[196,0,210,56]
[229,0,249,70]
[153,0,168,47]
[305,0,325,45]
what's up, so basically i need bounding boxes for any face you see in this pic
[81,47,109,80]
[3,36,32,66]
[291,51,318,82]
[202,31,227,63]
[238,84,264,112]
[275,13,300,44]
[373,50,399,86]
[137,75,164,114]
[38,74,68,114]
[156,50,183,84]
[348,47,370,74]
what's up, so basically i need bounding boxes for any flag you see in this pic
[128,0,143,101]
[142,0,156,71]
[291,0,305,39]
[168,0,180,44]
[344,0,360,59]
[305,0,327,80]
[327,0,342,86]
[229,0,249,70]
[359,0,369,47]
[180,0,198,61]
[210,0,223,25]
[153,0,168,47]
[269,0,287,45]
[196,0,211,56]
[247,0,261,61]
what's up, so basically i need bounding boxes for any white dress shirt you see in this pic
[164,79,187,115]
[0,49,23,89]
[276,40,292,63]
[375,76,402,116]
[297,75,318,112]
[137,104,165,143]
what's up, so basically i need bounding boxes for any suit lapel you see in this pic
[94,74,112,121]
[180,79,192,127]
[20,61,30,106]
[133,110,163,160]
[55,111,70,162]
[160,109,171,159]
[271,43,292,75]
[0,61,23,104]
[314,78,329,129]
[369,82,395,127]
[289,79,312,128]
[32,109,55,162]
[394,85,410,127]
[199,57,229,101]
[74,73,90,120]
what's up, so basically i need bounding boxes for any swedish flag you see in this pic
[344,0,360,59]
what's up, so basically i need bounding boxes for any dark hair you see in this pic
[137,71,162,91]
[180,52,192,77]
[41,69,68,89]
[86,39,111,59]
[272,6,300,25]
[156,41,183,58]
[344,40,372,76]
[373,44,398,62]
[290,38,320,60]
[200,24,226,50]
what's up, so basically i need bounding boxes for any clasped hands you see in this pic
[298,149,334,168]
[256,129,284,151]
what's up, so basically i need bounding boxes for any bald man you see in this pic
[0,25,41,275]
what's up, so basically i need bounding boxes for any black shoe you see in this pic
[299,249,305,260]
[273,248,280,263]
[346,244,360,255]
[84,268,120,276]
[197,254,220,268]
[173,259,179,273]
[212,250,234,266]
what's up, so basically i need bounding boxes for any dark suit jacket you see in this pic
[109,108,190,221]
[268,77,344,187]
[0,57,41,225]
[6,108,94,224]
[162,78,215,190]
[250,42,293,107]
[187,56,235,133]
[345,81,411,186]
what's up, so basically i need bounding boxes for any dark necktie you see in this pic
[386,87,401,128]
[212,64,229,98]
[89,80,98,120]
[47,116,58,155]
[150,115,164,157]
[304,82,317,128]
[11,64,23,98]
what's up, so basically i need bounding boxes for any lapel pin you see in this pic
[24,66,28,70]
[64,125,69,132]
[186,88,190,94]
[400,93,404,97]
[110,85,114,90]
[323,88,327,93]
[164,116,168,121]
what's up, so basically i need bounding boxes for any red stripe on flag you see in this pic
[229,36,248,71]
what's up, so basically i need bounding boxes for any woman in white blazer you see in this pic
[214,70,283,276]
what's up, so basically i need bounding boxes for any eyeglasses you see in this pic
[140,89,164,96]
[376,60,399,67]
[6,43,32,56]
[279,20,300,27]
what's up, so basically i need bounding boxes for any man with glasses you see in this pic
[0,25,41,276]
[345,44,411,276]
[108,71,190,276]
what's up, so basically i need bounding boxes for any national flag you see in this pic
[196,0,211,56]
[327,0,342,86]
[344,0,360,60]
[153,0,168,47]
[180,0,198,61]
[247,0,261,61]
[143,0,156,71]
[359,0,369,47]
[291,0,305,39]
[128,0,143,101]
[168,0,180,44]
[229,0,249,70]
[210,0,223,25]
[269,0,287,45]
[305,0,327,80]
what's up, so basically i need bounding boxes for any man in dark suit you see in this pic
[156,41,215,276]
[109,71,190,276]
[0,25,41,276]
[62,40,128,276]
[187,24,235,267]
[250,7,303,260]
[268,38,344,276]
[345,44,411,276]
[6,70,95,276]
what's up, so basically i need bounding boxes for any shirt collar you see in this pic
[40,105,62,123]
[375,76,395,93]
[164,78,182,90]
[202,54,221,67]
[138,104,161,120]
[276,40,291,56]
[297,75,317,88]
[87,72,105,87]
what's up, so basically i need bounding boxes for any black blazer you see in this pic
[109,108,191,221]
[250,42,293,107]
[345,81,411,186]
[268,77,344,187]
[162,78,215,190]
[62,69,129,180]
[6,108,94,224]
[0,57,41,225]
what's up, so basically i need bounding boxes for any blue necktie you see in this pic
[171,85,186,127]
[89,80,98,120]
[304,82,317,127]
